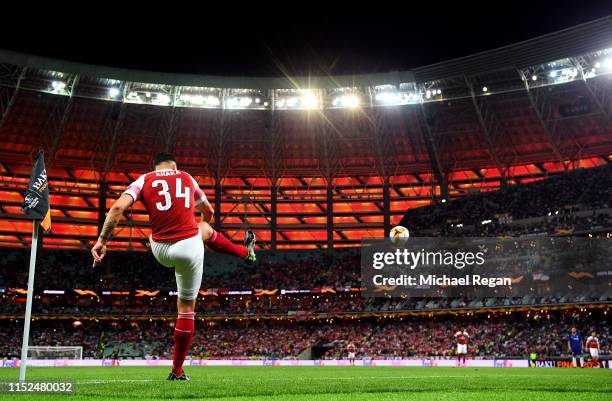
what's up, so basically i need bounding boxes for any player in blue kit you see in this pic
[567,327,584,367]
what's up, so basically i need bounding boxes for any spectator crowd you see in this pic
[0,311,608,360]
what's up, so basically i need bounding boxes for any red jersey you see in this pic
[586,336,599,349]
[347,344,356,353]
[454,331,469,345]
[123,169,207,242]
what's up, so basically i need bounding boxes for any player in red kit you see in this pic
[91,154,256,380]
[346,342,356,366]
[454,328,469,366]
[586,331,601,365]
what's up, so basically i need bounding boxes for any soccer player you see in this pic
[567,326,584,368]
[91,153,256,380]
[454,328,469,366]
[586,331,601,366]
[347,342,356,366]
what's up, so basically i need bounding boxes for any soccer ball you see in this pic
[389,225,409,244]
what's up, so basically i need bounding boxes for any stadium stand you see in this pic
[0,164,610,360]
[0,310,608,360]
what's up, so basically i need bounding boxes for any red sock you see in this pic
[205,229,248,259]
[172,312,195,375]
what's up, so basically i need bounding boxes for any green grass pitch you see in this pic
[0,366,610,400]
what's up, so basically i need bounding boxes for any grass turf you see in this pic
[0,366,610,401]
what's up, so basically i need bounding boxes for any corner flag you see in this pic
[22,150,51,232]
[18,150,51,382]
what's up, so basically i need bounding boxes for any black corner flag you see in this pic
[22,150,51,232]
[18,150,52,382]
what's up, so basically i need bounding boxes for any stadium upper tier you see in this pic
[1,163,611,292]
[0,18,610,249]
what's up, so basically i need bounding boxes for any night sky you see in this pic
[1,2,611,77]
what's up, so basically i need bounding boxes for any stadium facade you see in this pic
[0,17,610,250]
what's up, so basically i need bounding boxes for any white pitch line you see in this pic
[80,379,156,384]
[78,375,477,384]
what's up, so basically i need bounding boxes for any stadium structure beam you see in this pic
[210,107,231,231]
[211,107,231,180]
[316,111,339,250]
[518,70,566,166]
[382,179,390,235]
[161,106,180,154]
[571,57,612,125]
[316,112,340,180]
[101,103,127,178]
[367,108,393,178]
[0,66,26,132]
[270,184,277,249]
[264,103,283,180]
[138,106,171,170]
[465,77,508,188]
[414,104,449,200]
[365,108,395,235]
[43,75,79,167]
[214,182,222,231]
[264,108,282,249]
[326,183,333,250]
[97,181,107,236]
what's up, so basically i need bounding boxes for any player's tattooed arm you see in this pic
[98,194,135,244]
[98,212,121,244]
[196,198,214,223]
[91,194,134,267]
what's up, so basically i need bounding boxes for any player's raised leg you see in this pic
[198,221,256,264]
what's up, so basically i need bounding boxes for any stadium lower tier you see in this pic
[0,309,608,360]
[0,293,610,317]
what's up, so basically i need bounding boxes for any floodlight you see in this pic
[342,95,360,108]
[302,93,318,109]
[51,81,66,91]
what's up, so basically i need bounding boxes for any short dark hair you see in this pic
[153,153,176,167]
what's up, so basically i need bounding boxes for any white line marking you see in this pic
[78,375,480,384]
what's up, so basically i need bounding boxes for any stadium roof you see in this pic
[0,16,610,89]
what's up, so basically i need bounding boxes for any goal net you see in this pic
[27,346,83,360]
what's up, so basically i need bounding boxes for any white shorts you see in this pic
[150,231,204,300]
[589,348,599,359]
[457,344,467,354]
[348,352,356,359]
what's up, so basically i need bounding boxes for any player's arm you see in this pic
[190,175,213,222]
[196,198,214,223]
[91,194,134,266]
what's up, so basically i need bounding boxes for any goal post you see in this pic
[27,346,83,360]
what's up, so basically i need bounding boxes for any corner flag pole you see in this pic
[19,222,39,382]
[19,150,51,382]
